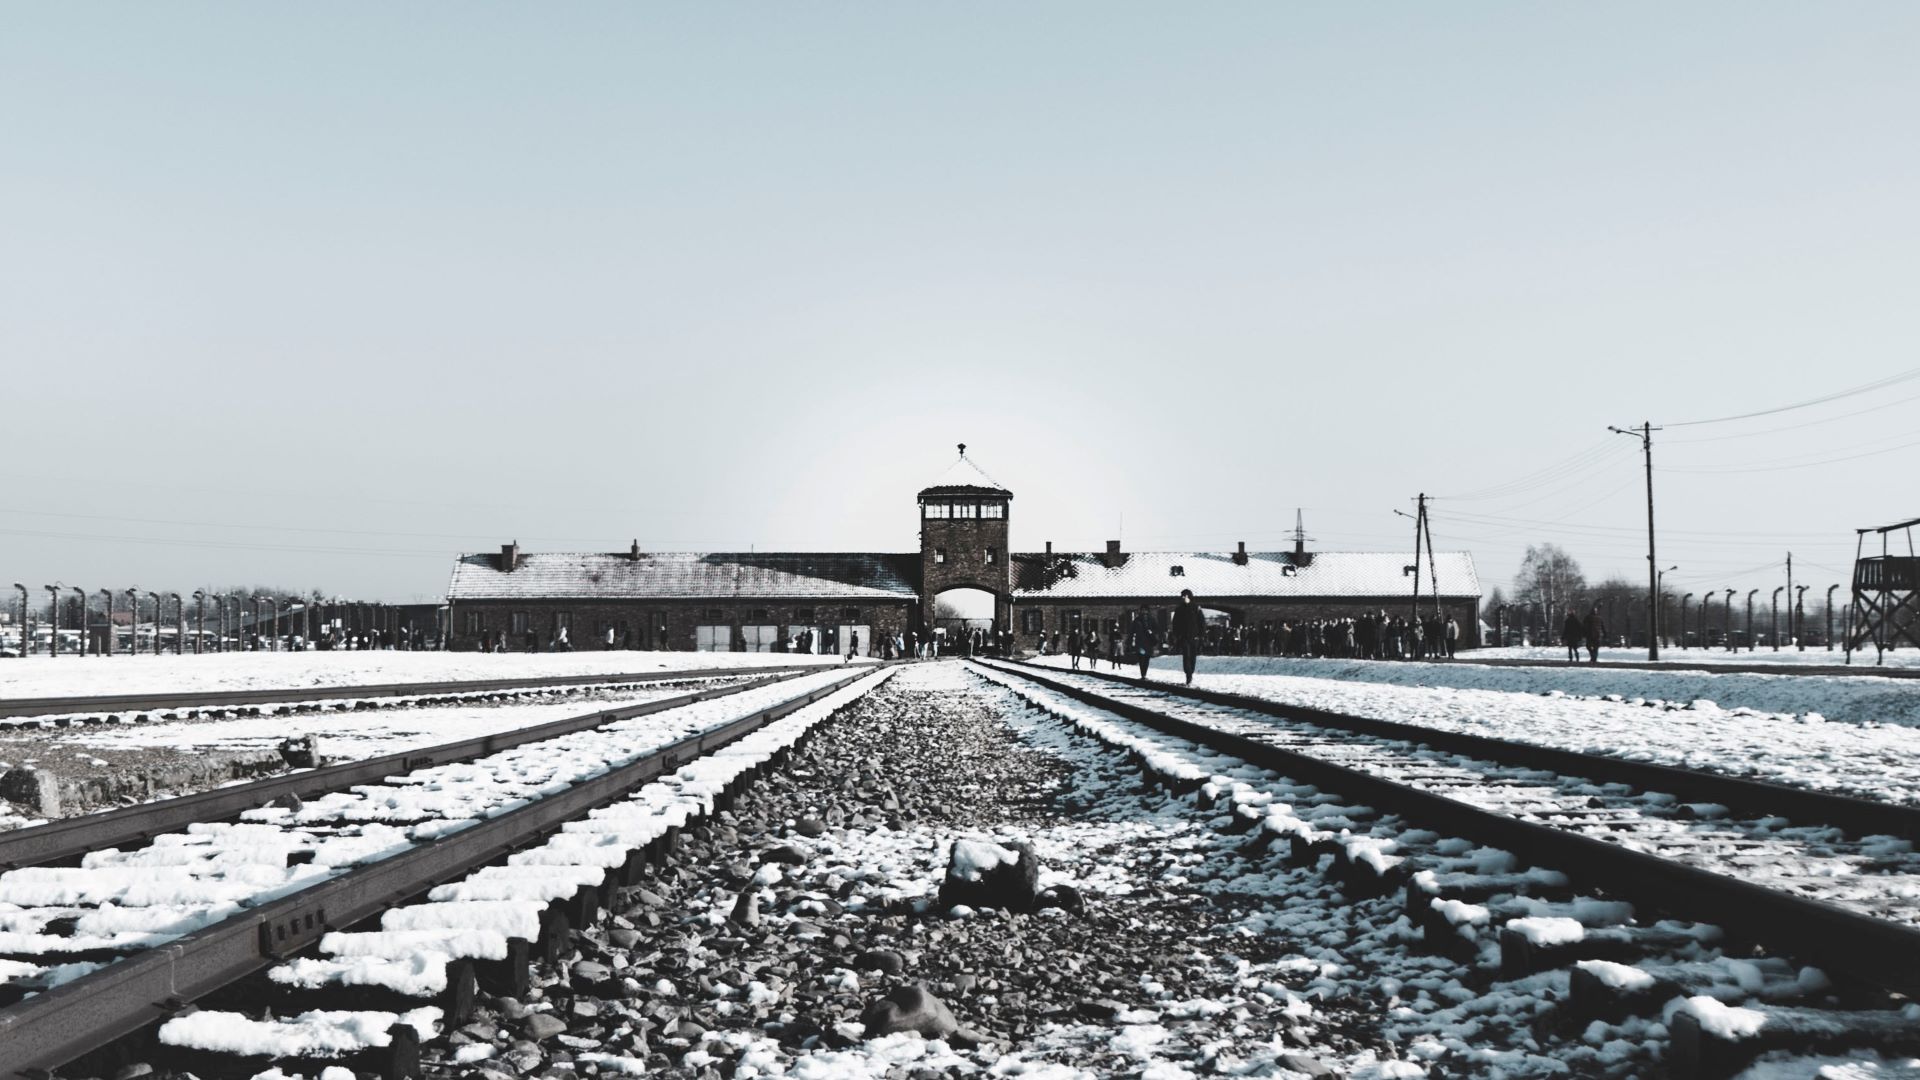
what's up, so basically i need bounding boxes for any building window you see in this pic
[981,502,1005,519]
[934,548,946,565]
[984,547,997,565]
[796,608,815,623]
[841,607,859,621]
[463,612,481,633]
[923,501,950,519]
[704,608,724,622]
[751,609,768,621]
[511,612,529,635]
[1021,609,1042,633]
[955,502,977,519]
[1068,610,1082,630]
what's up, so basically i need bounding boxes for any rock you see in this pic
[938,839,1041,913]
[569,960,612,984]
[608,928,644,948]
[1035,884,1085,914]
[860,985,959,1039]
[522,1013,567,1041]
[277,735,320,769]
[760,844,808,865]
[495,997,531,1020]
[1076,998,1126,1021]
[853,949,906,976]
[0,766,59,817]
[794,818,827,837]
[625,887,668,908]
[1274,1053,1345,1079]
[730,890,761,928]
[503,1046,545,1074]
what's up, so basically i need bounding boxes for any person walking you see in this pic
[1067,626,1084,670]
[1444,615,1459,658]
[1127,604,1158,681]
[1562,608,1584,664]
[846,629,860,663]
[1581,605,1605,664]
[1170,589,1204,685]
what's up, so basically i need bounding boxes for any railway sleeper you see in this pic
[1564,956,1822,1026]
[151,1011,423,1080]
[1669,1000,1920,1080]
[1498,920,1717,980]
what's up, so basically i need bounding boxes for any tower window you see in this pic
[955,502,977,519]
[982,502,1005,519]
[935,548,947,565]
[924,501,950,520]
[985,548,997,565]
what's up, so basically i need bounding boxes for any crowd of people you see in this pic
[1041,603,1465,672]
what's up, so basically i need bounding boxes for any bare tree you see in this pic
[1514,544,1587,642]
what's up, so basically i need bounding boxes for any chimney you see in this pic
[630,539,641,561]
[1234,541,1248,566]
[1103,539,1121,568]
[499,541,519,573]
[1045,540,1052,556]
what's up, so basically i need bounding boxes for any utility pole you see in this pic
[1786,552,1794,649]
[1609,422,1662,660]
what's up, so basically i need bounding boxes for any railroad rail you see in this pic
[978,660,1920,1076]
[0,665,890,1079]
[0,667,816,872]
[1442,654,1920,680]
[0,661,846,720]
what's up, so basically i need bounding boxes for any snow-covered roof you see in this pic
[919,451,1010,497]
[448,552,920,602]
[1011,550,1482,601]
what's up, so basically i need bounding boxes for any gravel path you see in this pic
[426,662,1418,1079]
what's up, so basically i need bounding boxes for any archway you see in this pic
[932,587,997,650]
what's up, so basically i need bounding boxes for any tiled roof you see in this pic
[448,552,920,602]
[919,453,1011,497]
[1011,550,1481,600]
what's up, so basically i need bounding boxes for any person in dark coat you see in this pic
[1169,589,1205,685]
[1067,627,1084,670]
[1582,606,1606,664]
[1562,609,1584,663]
[1127,604,1158,681]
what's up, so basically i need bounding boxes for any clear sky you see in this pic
[3,4,1917,605]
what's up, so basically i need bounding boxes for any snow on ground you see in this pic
[2,683,713,763]
[1073,654,1920,728]
[1475,645,1920,670]
[1032,656,1920,806]
[0,651,851,701]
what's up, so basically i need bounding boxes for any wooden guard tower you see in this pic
[1844,516,1920,665]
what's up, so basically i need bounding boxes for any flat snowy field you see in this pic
[1071,653,1920,728]
[1474,644,1920,670]
[1032,655,1920,806]
[0,651,852,701]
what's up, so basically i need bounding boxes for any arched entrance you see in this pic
[932,587,997,653]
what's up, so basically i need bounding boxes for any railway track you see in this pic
[976,659,1920,1078]
[0,664,893,1080]
[0,662,837,722]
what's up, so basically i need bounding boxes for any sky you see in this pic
[3,4,1918,605]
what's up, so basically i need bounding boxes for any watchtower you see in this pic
[1844,516,1920,665]
[918,444,1012,635]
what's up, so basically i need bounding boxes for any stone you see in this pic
[853,949,906,976]
[761,844,808,865]
[1076,998,1125,1021]
[522,1013,568,1041]
[1034,884,1085,914]
[794,818,827,837]
[609,928,644,948]
[938,839,1042,913]
[569,960,612,984]
[1274,1053,1345,1079]
[859,985,959,1039]
[730,890,761,928]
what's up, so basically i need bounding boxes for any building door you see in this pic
[741,625,779,653]
[836,624,871,657]
[695,625,731,652]
[787,625,823,653]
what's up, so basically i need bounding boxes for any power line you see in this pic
[1665,366,1920,428]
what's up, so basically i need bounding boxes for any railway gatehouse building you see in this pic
[444,447,1482,654]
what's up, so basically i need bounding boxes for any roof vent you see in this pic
[499,541,520,573]
[630,539,641,561]
[1233,541,1248,566]
[1103,539,1122,569]
[1170,565,1185,577]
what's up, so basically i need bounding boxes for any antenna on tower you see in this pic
[958,443,966,457]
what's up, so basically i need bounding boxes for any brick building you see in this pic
[444,447,1482,653]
